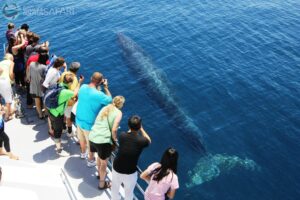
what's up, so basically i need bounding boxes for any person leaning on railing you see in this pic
[6,30,26,89]
[48,74,83,157]
[88,95,125,190]
[75,72,112,167]
[140,147,179,200]
[58,62,81,137]
[111,115,151,200]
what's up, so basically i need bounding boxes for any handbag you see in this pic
[107,116,117,151]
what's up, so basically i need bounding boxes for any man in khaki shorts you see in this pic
[75,72,112,167]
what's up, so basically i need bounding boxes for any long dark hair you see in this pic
[37,46,49,65]
[37,53,49,65]
[153,147,178,183]
[7,37,16,54]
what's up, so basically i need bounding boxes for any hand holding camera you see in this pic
[102,79,108,88]
[79,75,84,84]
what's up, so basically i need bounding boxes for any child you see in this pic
[0,105,18,160]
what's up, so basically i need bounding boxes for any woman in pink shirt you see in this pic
[141,147,179,200]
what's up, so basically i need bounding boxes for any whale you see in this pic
[185,154,259,188]
[117,33,206,153]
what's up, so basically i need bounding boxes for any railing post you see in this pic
[3,44,6,56]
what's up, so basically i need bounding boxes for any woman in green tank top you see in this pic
[89,95,125,189]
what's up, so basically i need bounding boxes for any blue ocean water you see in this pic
[1,0,300,199]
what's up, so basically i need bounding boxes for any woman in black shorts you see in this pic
[88,96,125,190]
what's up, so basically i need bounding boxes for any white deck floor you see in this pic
[0,96,121,200]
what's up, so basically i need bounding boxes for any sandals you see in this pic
[4,116,13,122]
[98,180,111,190]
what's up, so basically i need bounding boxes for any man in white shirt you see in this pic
[42,57,66,89]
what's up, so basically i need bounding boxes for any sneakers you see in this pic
[56,148,70,157]
[80,152,87,159]
[87,159,97,167]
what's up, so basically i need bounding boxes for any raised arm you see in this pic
[140,169,151,183]
[43,41,50,48]
[62,62,67,72]
[73,75,84,98]
[140,126,151,143]
[102,79,112,97]
[12,34,25,54]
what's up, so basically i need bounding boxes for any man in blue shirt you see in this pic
[76,72,112,166]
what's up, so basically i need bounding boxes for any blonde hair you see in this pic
[100,96,125,120]
[3,53,13,61]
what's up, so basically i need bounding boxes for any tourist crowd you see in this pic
[0,22,179,200]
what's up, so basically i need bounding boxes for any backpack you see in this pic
[44,54,58,77]
[43,84,67,110]
[0,117,4,130]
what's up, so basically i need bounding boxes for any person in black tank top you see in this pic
[7,31,26,88]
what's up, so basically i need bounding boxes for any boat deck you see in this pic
[0,94,125,200]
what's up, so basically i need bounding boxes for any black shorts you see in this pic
[89,141,112,160]
[49,113,64,139]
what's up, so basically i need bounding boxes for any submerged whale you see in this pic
[117,33,206,153]
[186,154,259,188]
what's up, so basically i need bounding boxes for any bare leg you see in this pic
[79,140,86,154]
[0,147,8,155]
[55,140,61,150]
[4,103,13,121]
[66,117,72,129]
[88,151,95,161]
[97,157,101,178]
[47,117,54,135]
[0,132,18,159]
[84,132,94,161]
[99,158,109,188]
[35,98,43,118]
